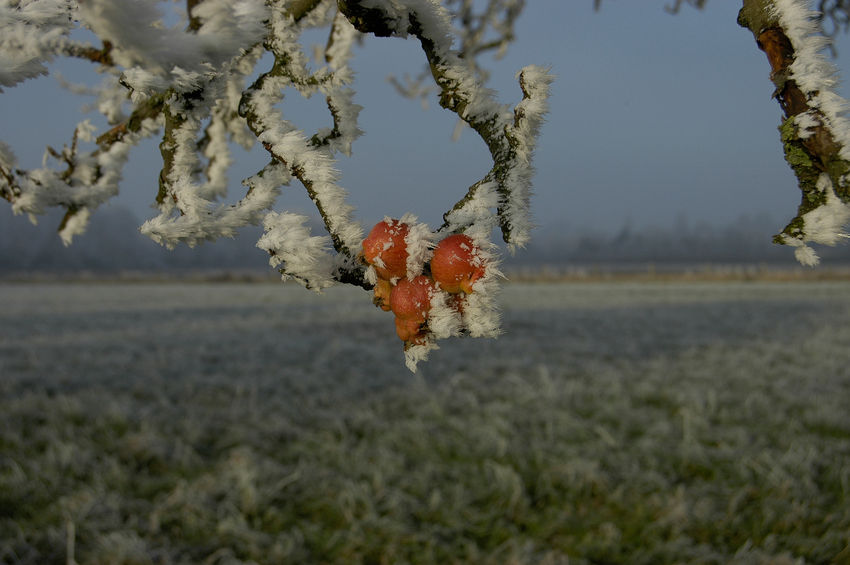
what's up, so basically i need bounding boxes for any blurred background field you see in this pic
[2,280,850,564]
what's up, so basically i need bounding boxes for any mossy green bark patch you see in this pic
[779,117,820,197]
[737,0,780,37]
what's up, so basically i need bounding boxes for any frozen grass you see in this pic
[1,281,850,564]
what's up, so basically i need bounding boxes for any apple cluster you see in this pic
[360,217,489,349]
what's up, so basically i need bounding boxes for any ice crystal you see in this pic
[257,211,336,292]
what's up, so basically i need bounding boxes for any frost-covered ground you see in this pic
[2,281,850,565]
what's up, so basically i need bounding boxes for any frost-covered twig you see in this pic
[76,0,268,76]
[237,4,366,288]
[386,0,525,109]
[0,0,152,242]
[0,0,76,91]
[740,0,850,265]
[1,0,269,245]
[140,72,282,249]
[114,0,274,249]
[2,0,546,273]
[1,112,160,244]
[338,0,552,251]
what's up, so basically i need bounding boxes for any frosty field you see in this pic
[2,280,850,565]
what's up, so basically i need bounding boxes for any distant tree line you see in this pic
[4,205,849,277]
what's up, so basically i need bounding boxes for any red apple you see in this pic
[430,234,487,294]
[389,275,436,342]
[362,219,410,281]
[390,275,435,322]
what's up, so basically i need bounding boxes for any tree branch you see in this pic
[337,0,552,249]
[237,5,366,288]
[95,93,165,149]
[740,0,850,264]
[64,41,115,66]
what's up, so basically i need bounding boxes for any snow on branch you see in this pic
[740,0,850,265]
[2,0,550,274]
[139,56,281,249]
[257,209,337,292]
[2,0,272,246]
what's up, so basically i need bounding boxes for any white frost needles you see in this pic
[77,0,268,76]
[0,0,77,91]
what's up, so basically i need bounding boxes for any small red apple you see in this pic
[430,234,487,294]
[362,219,410,281]
[389,275,436,342]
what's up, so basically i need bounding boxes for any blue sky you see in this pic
[3,1,850,240]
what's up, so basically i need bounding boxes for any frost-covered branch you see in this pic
[338,0,552,250]
[1,102,160,244]
[386,0,525,109]
[140,72,278,249]
[77,0,268,75]
[1,0,552,366]
[740,0,850,265]
[1,0,546,269]
[0,0,76,91]
[448,0,524,61]
[237,4,366,288]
